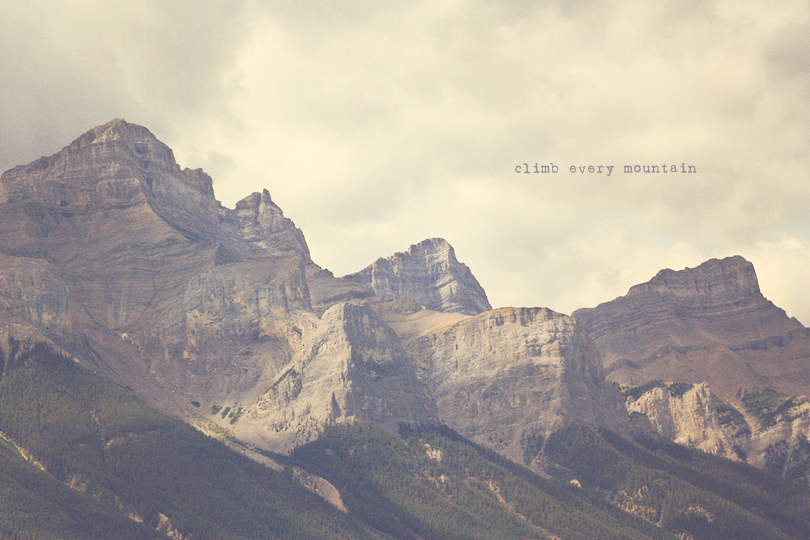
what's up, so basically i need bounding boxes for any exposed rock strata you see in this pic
[625,383,747,461]
[343,238,492,316]
[406,307,631,468]
[0,119,316,410]
[237,302,438,453]
[573,257,810,400]
[626,382,810,487]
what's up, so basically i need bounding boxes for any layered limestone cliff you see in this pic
[234,302,437,453]
[0,119,315,409]
[0,119,442,455]
[343,238,492,316]
[573,257,810,400]
[406,307,631,469]
[626,382,810,487]
[625,383,748,461]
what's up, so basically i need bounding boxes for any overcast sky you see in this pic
[2,0,809,324]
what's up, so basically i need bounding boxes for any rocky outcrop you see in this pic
[406,307,631,469]
[573,257,810,400]
[235,189,310,257]
[625,383,748,462]
[626,382,810,487]
[342,238,492,316]
[236,302,437,453]
[0,119,316,409]
[746,397,810,485]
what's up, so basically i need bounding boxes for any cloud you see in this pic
[0,0,251,171]
[2,0,808,325]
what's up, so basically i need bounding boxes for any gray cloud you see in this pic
[2,0,809,324]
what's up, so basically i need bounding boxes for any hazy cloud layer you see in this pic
[2,0,808,324]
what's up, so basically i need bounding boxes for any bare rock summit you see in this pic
[342,237,492,316]
[573,256,810,400]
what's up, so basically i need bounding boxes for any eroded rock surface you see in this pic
[573,257,810,400]
[407,307,631,469]
[0,119,635,474]
[626,382,810,487]
[343,237,492,316]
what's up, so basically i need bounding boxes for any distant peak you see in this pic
[343,238,491,316]
[641,255,760,297]
[0,119,215,204]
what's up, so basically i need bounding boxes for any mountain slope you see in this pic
[572,256,810,400]
[3,120,810,539]
[5,336,809,540]
[406,307,631,469]
[0,336,392,540]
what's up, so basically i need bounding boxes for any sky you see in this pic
[1,0,809,325]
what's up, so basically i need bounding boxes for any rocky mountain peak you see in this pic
[574,255,810,400]
[234,188,310,257]
[630,255,760,303]
[342,237,492,316]
[0,118,214,205]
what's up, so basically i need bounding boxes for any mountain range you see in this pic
[1,119,809,540]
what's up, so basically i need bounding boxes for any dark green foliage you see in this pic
[0,339,387,540]
[228,405,244,424]
[741,387,805,430]
[711,395,747,425]
[2,337,810,540]
[291,423,675,540]
[622,380,694,401]
[519,428,544,465]
[668,382,694,397]
[544,423,810,540]
[622,380,668,400]
[0,436,164,540]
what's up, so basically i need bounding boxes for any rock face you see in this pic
[573,256,810,400]
[238,302,437,453]
[625,383,748,462]
[626,382,810,487]
[0,119,318,410]
[406,307,631,469]
[342,238,492,316]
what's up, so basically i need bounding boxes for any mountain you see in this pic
[572,256,810,400]
[574,258,810,487]
[343,237,492,316]
[5,337,810,540]
[623,380,810,487]
[406,307,632,469]
[3,119,810,539]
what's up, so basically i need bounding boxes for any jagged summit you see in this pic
[235,188,310,257]
[342,237,492,316]
[633,255,760,302]
[0,119,635,476]
[0,118,310,260]
[0,118,215,203]
[573,255,810,399]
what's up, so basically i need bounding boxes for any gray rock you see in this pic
[573,256,810,401]
[343,237,492,316]
[407,307,632,469]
